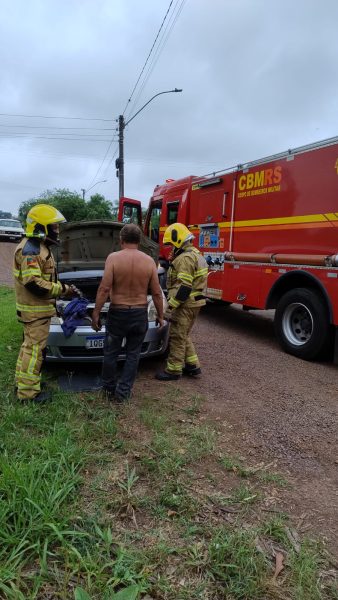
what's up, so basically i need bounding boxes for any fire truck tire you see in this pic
[274,288,331,360]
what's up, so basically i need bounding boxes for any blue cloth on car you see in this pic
[61,297,90,338]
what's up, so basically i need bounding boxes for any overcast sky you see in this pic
[1,0,338,216]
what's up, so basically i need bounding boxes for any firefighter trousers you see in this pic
[166,306,201,374]
[15,317,50,400]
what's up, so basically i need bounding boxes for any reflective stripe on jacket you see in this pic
[167,244,208,309]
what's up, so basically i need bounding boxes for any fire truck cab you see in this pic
[119,136,338,363]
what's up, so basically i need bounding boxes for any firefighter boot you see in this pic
[18,390,52,404]
[155,370,181,381]
[182,364,202,377]
[31,390,52,404]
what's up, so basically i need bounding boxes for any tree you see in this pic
[85,194,114,220]
[0,210,12,219]
[18,188,115,223]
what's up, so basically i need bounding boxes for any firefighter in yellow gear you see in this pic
[13,204,76,402]
[156,223,208,381]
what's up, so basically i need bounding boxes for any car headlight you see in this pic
[147,292,168,322]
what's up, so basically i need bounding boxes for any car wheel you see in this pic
[274,288,331,360]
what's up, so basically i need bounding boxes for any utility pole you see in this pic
[116,115,125,199]
[116,88,182,199]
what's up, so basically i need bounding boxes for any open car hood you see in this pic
[55,220,159,272]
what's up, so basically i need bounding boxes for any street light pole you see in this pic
[81,179,107,199]
[116,88,182,199]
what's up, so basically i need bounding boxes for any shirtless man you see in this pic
[92,224,164,403]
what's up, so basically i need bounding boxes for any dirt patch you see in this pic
[0,241,16,286]
[135,304,338,557]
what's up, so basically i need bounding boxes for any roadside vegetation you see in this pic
[0,285,337,599]
[18,189,116,223]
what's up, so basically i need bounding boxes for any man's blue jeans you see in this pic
[102,307,148,400]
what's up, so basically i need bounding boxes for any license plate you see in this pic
[85,336,126,350]
[85,336,105,349]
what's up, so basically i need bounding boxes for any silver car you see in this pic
[0,218,24,241]
[46,221,169,363]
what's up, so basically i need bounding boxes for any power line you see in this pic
[0,134,115,142]
[91,0,185,195]
[122,0,175,115]
[0,123,115,131]
[0,145,113,160]
[0,112,115,121]
[86,138,119,189]
[0,130,117,138]
[126,0,186,122]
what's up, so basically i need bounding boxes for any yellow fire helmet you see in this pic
[163,222,194,248]
[25,204,66,238]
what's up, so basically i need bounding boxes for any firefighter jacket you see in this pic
[13,237,68,322]
[167,244,208,310]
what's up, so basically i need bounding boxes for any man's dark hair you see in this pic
[120,223,141,244]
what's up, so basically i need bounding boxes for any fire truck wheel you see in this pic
[274,288,331,360]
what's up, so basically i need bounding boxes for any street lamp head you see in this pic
[119,88,183,198]
[82,179,108,198]
[87,179,107,192]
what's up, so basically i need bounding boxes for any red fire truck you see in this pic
[119,136,338,362]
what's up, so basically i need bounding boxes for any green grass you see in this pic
[0,286,337,599]
[220,454,288,486]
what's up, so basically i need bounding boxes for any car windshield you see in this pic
[0,219,22,228]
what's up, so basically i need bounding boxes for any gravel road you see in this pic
[0,241,16,286]
[141,303,338,555]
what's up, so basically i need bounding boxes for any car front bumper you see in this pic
[0,232,23,241]
[46,320,169,363]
